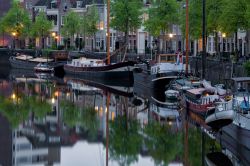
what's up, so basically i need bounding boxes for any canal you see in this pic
[0,67,249,166]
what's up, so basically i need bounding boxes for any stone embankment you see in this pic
[190,57,247,84]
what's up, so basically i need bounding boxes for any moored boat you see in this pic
[63,57,136,82]
[9,54,54,69]
[34,63,54,73]
[205,99,234,131]
[134,53,189,90]
[184,87,220,115]
[165,89,179,101]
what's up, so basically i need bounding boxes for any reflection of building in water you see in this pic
[12,130,60,166]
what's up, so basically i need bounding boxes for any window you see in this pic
[61,16,65,25]
[51,0,57,9]
[76,1,82,8]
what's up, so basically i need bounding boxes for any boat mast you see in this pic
[202,0,206,79]
[185,0,189,76]
[106,0,111,65]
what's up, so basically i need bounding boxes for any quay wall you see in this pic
[189,57,247,84]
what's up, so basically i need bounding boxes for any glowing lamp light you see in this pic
[222,33,226,38]
[11,93,16,100]
[169,33,174,38]
[54,91,59,97]
[51,32,56,37]
[51,97,55,104]
[12,32,16,37]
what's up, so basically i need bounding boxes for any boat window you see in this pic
[160,56,166,61]
[159,54,176,63]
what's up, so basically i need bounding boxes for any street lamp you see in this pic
[169,33,174,53]
[12,32,17,49]
[222,33,226,52]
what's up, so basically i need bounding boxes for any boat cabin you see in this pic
[185,88,219,104]
[71,57,104,67]
[157,54,178,63]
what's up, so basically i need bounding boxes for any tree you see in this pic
[145,0,179,52]
[85,6,99,51]
[207,0,224,54]
[219,0,249,60]
[180,0,202,40]
[61,10,81,49]
[0,18,6,46]
[1,1,31,48]
[110,0,143,54]
[30,12,52,49]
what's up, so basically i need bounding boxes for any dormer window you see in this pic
[76,1,82,8]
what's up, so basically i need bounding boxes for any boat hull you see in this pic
[64,61,135,83]
[64,76,134,97]
[9,56,37,69]
[205,110,235,130]
[185,98,214,116]
[205,152,233,166]
[133,70,177,90]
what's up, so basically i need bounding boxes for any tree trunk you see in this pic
[71,35,74,49]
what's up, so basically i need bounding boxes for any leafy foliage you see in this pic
[219,0,249,35]
[180,0,202,40]
[30,12,52,38]
[110,0,143,45]
[85,6,99,36]
[111,0,142,33]
[144,0,180,37]
[61,100,99,140]
[206,0,223,34]
[61,10,81,38]
[0,1,31,38]
[143,122,183,165]
[244,61,250,76]
[0,95,51,128]
[108,115,143,166]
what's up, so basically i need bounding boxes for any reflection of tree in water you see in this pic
[0,95,51,128]
[187,128,221,166]
[143,122,183,165]
[108,115,143,166]
[61,100,99,141]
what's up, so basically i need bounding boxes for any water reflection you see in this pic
[0,73,248,166]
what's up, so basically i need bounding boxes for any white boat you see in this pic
[134,53,190,89]
[165,89,179,101]
[34,63,54,73]
[205,99,235,130]
[232,92,250,130]
[9,54,54,69]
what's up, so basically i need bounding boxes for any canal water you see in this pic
[0,68,249,166]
